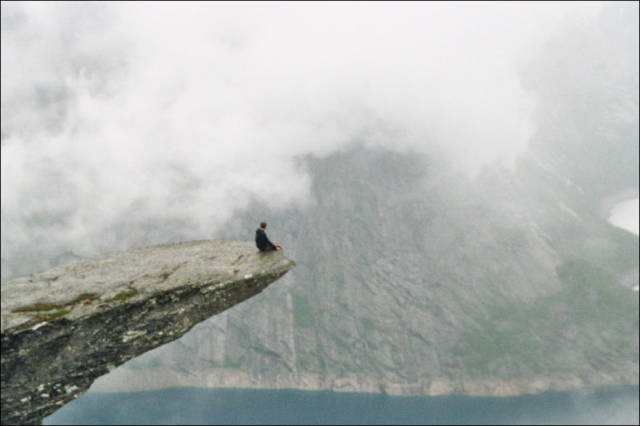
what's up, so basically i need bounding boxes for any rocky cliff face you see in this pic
[96,148,637,400]
[0,240,295,425]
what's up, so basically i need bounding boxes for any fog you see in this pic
[3,3,639,425]
[1,1,608,265]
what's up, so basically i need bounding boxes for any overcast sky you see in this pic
[0,1,616,262]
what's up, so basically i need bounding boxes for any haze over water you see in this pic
[43,385,639,425]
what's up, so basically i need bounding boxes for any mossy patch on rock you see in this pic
[108,288,139,302]
[11,292,99,313]
[35,309,72,321]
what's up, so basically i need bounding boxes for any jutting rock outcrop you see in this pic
[1,240,295,425]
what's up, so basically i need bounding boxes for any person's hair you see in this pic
[260,221,267,229]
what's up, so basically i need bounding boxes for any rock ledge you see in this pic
[1,240,295,425]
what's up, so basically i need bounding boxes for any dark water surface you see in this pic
[44,385,638,425]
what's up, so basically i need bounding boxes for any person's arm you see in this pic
[266,234,282,251]
[263,232,277,250]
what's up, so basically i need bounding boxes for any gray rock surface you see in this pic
[0,240,295,425]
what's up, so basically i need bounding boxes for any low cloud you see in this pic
[1,2,606,264]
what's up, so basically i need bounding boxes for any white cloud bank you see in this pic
[1,1,605,260]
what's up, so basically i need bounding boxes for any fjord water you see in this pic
[43,385,639,425]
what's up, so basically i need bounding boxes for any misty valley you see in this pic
[1,1,638,425]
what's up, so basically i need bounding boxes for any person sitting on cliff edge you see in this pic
[255,221,282,252]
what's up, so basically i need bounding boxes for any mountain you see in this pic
[91,5,639,396]
[2,2,637,401]
[90,138,637,396]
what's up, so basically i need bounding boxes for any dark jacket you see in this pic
[255,228,276,251]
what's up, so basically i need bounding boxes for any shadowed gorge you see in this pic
[1,240,295,425]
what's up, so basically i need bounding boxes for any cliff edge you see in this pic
[1,240,295,425]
